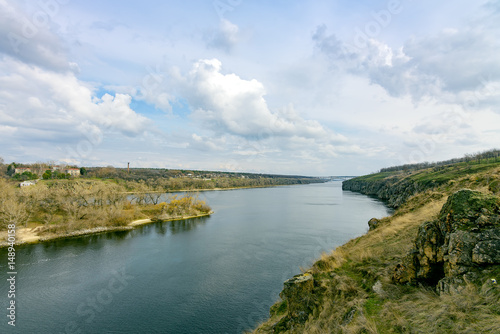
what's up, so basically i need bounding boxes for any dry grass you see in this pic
[377,283,500,333]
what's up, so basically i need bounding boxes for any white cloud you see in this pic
[206,19,239,52]
[0,57,151,153]
[0,0,73,73]
[96,93,151,136]
[313,16,500,107]
[189,133,225,151]
[178,59,346,144]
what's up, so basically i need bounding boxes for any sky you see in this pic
[0,0,499,176]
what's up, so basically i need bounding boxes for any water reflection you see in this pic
[146,216,210,235]
[27,216,211,251]
[37,230,131,251]
[167,216,209,234]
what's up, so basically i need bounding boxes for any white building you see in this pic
[65,168,81,177]
[20,181,36,187]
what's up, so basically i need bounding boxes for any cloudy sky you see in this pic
[1,0,499,176]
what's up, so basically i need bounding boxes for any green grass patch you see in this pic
[364,296,384,317]
[269,300,287,317]
[349,171,399,182]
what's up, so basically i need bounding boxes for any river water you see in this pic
[0,181,390,334]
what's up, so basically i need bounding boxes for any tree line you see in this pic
[380,149,500,173]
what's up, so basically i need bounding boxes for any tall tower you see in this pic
[127,162,130,174]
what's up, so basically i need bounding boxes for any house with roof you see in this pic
[65,168,81,177]
[15,167,32,174]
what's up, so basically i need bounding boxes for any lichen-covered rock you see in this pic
[437,189,500,231]
[472,239,500,264]
[280,273,314,321]
[393,189,500,292]
[368,218,380,231]
[436,271,479,295]
[444,231,478,276]
[393,253,417,284]
[393,221,445,285]
[273,273,315,332]
[437,276,467,295]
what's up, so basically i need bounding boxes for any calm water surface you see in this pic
[0,182,391,333]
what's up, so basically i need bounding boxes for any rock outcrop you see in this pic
[342,177,428,208]
[393,189,500,293]
[368,218,381,230]
[272,273,317,332]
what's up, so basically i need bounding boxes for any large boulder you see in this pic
[393,190,500,291]
[368,218,381,231]
[273,273,316,332]
[281,273,314,321]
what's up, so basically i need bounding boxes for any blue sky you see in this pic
[1,0,500,175]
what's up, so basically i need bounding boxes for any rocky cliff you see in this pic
[342,175,428,208]
[393,190,500,293]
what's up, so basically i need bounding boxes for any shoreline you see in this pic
[0,211,213,248]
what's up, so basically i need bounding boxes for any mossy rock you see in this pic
[438,189,500,230]
[269,300,287,317]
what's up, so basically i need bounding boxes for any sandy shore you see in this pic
[0,211,213,248]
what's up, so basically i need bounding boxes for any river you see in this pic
[0,181,391,333]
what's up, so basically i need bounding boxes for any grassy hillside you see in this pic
[253,158,500,333]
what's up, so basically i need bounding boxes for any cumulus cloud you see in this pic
[206,19,239,52]
[0,57,151,150]
[177,59,346,143]
[0,1,152,157]
[145,58,355,163]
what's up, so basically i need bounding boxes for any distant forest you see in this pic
[82,166,324,190]
[380,149,500,173]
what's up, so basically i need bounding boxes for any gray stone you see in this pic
[444,231,477,276]
[472,239,500,264]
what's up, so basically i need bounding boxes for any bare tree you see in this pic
[0,179,29,228]
[129,181,149,205]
